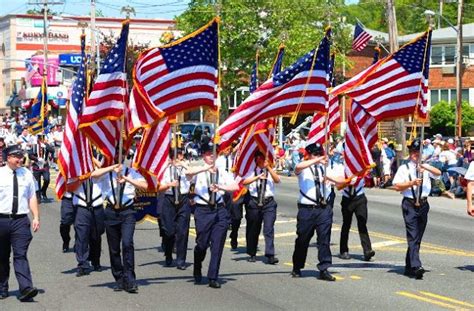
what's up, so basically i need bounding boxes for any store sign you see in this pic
[30,56,60,87]
[59,54,83,66]
[16,31,69,43]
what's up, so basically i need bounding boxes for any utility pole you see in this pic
[456,0,464,137]
[386,0,405,162]
[439,0,443,29]
[121,5,136,19]
[90,0,96,72]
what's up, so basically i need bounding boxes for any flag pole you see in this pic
[415,28,432,207]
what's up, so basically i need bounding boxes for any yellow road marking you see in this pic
[370,240,404,248]
[418,291,474,308]
[334,275,344,281]
[350,275,362,280]
[396,291,460,310]
[284,262,293,267]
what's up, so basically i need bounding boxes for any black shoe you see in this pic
[62,243,69,253]
[193,266,202,284]
[247,256,256,263]
[113,282,124,292]
[319,270,336,281]
[414,267,425,280]
[165,256,173,267]
[404,267,414,277]
[125,285,138,294]
[230,240,238,250]
[339,252,351,260]
[209,279,221,289]
[177,265,186,270]
[0,291,8,299]
[93,265,102,272]
[267,256,279,265]
[76,267,88,277]
[364,250,375,262]
[18,287,38,302]
[291,270,301,278]
[42,194,48,201]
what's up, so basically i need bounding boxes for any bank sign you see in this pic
[59,54,84,67]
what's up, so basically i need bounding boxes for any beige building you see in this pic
[0,14,177,112]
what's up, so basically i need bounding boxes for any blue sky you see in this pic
[0,0,191,20]
[1,0,360,20]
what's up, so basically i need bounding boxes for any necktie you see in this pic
[12,170,18,215]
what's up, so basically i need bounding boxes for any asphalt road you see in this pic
[2,174,473,310]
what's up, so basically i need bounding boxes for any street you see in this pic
[2,174,474,311]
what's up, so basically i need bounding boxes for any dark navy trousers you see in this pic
[33,169,50,199]
[245,198,277,257]
[0,216,34,293]
[229,196,244,244]
[104,207,137,288]
[292,203,333,272]
[194,205,230,280]
[74,206,105,268]
[401,198,429,269]
[161,195,191,266]
[339,194,372,254]
[60,198,76,246]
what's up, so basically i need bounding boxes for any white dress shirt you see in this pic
[215,154,233,173]
[160,163,190,195]
[0,166,36,215]
[392,161,439,198]
[193,168,233,205]
[102,166,144,207]
[342,177,365,198]
[246,167,275,198]
[297,164,338,204]
[72,178,104,207]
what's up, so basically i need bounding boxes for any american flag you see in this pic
[249,51,259,93]
[127,86,164,138]
[352,22,372,52]
[133,117,170,189]
[133,18,218,117]
[56,34,94,199]
[343,48,381,181]
[28,77,48,135]
[79,21,129,164]
[307,54,340,146]
[217,30,331,151]
[25,58,38,84]
[333,30,432,121]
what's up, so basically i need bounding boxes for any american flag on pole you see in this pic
[133,18,218,118]
[56,34,94,199]
[132,117,170,189]
[343,48,382,180]
[79,21,129,164]
[333,30,432,121]
[249,53,259,94]
[307,54,340,146]
[217,29,331,151]
[127,86,164,138]
[352,22,372,52]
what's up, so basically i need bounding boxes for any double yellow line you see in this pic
[397,291,474,310]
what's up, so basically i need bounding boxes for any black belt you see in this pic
[297,203,327,209]
[0,213,27,219]
[195,203,225,209]
[75,205,103,210]
[105,201,134,212]
[403,197,428,205]
[250,196,274,205]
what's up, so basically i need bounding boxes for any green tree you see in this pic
[429,101,474,136]
[343,0,474,35]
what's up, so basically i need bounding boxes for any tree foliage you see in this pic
[429,101,474,136]
[342,0,474,35]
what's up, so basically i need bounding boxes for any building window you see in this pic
[430,44,473,66]
[430,88,471,106]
